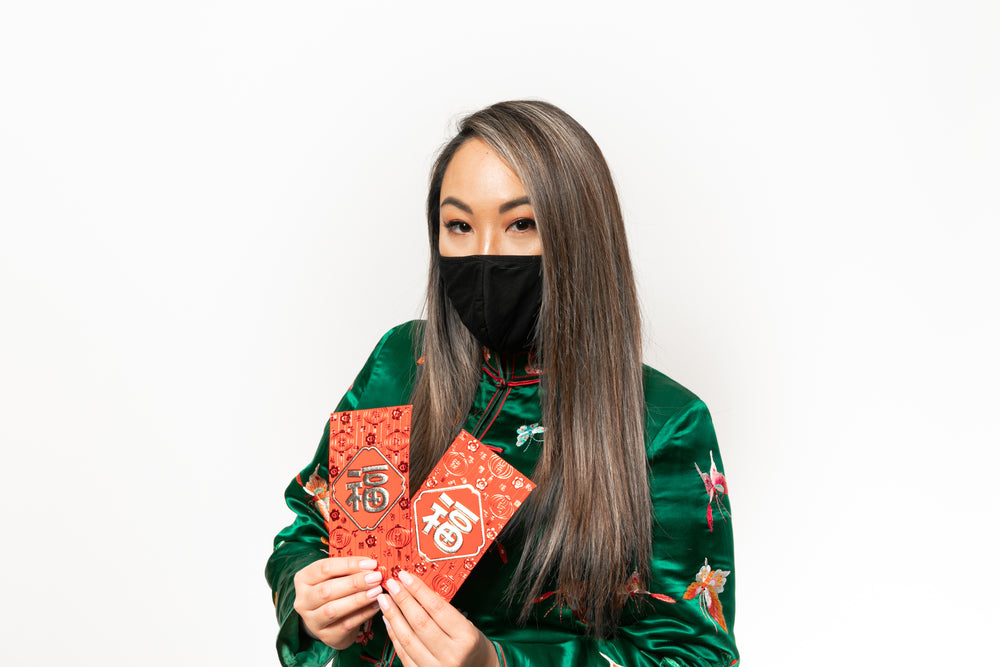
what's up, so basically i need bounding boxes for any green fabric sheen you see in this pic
[265,321,739,667]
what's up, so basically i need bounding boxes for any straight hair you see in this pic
[409,100,650,637]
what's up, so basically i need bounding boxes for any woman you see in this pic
[266,101,738,667]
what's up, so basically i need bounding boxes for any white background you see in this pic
[1,2,997,665]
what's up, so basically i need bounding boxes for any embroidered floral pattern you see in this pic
[535,571,675,623]
[354,618,374,645]
[297,464,333,529]
[619,570,676,607]
[695,451,729,532]
[515,423,545,449]
[532,582,589,624]
[525,350,543,375]
[683,559,730,633]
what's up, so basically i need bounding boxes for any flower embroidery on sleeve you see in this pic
[532,583,588,624]
[620,570,676,605]
[683,559,730,634]
[695,451,729,531]
[297,464,333,530]
[535,571,676,623]
[515,423,545,449]
[616,571,676,614]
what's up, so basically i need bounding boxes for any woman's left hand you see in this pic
[377,570,499,667]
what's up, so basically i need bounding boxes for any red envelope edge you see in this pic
[326,405,413,582]
[408,430,535,601]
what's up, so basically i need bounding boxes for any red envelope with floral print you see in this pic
[327,405,413,582]
[408,430,535,600]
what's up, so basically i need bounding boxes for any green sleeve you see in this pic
[264,324,413,667]
[492,399,739,667]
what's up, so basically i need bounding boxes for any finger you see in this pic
[317,602,381,651]
[335,599,381,632]
[396,570,469,639]
[306,582,384,629]
[382,615,417,667]
[384,576,450,647]
[377,592,437,667]
[299,568,384,612]
[296,556,378,587]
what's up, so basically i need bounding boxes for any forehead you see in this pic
[440,138,526,201]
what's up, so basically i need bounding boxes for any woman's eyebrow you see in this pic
[440,196,472,213]
[440,195,531,214]
[498,196,530,213]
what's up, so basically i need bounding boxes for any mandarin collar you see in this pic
[480,346,542,383]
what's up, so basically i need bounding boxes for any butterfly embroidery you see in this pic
[695,451,729,531]
[515,423,545,449]
[683,559,730,633]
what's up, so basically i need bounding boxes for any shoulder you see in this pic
[339,320,424,410]
[641,364,717,457]
[368,319,424,363]
[641,363,705,432]
[642,364,701,409]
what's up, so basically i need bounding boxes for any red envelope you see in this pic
[327,405,413,581]
[408,430,535,600]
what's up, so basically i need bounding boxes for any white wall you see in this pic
[1,2,997,665]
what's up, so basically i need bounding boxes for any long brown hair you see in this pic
[410,101,649,637]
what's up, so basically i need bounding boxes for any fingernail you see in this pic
[376,594,390,612]
[383,616,392,632]
[398,570,414,586]
[364,571,382,585]
[366,586,383,599]
[359,559,378,569]
[385,578,401,595]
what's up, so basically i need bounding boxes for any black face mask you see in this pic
[438,255,543,354]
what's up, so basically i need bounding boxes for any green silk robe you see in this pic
[266,322,739,666]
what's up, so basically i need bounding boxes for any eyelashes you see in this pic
[443,220,473,233]
[509,218,536,232]
[442,219,536,234]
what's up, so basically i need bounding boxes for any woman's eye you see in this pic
[510,218,536,232]
[444,220,472,233]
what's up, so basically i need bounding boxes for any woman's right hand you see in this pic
[292,556,384,649]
